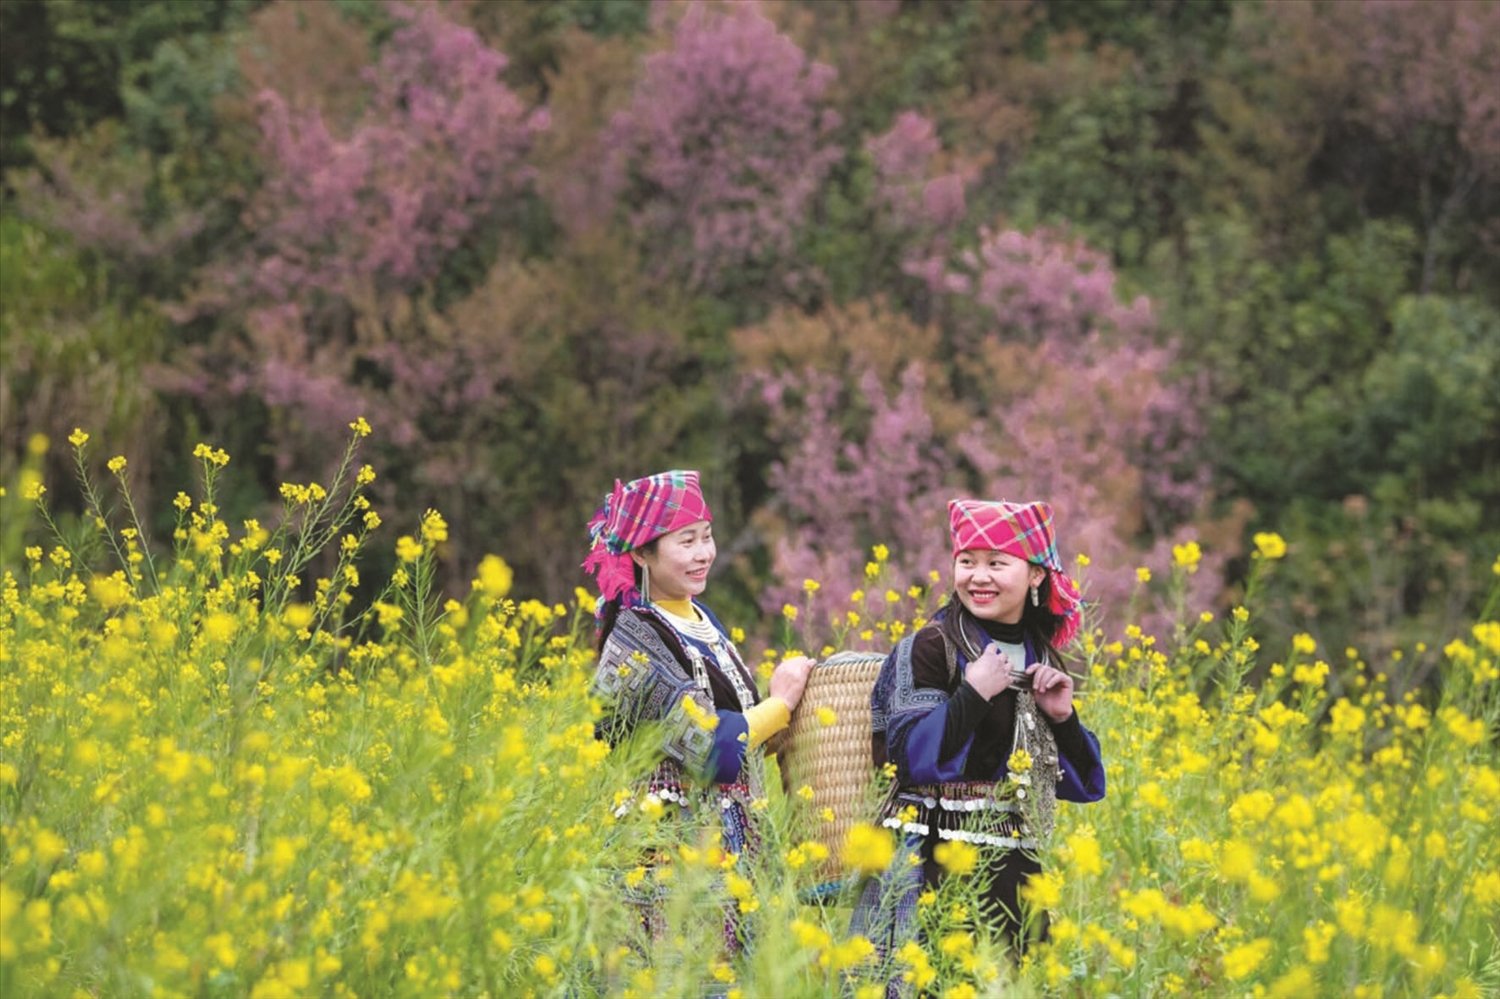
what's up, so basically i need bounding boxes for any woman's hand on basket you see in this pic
[769,655,816,711]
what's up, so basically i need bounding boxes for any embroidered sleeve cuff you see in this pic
[744,696,791,748]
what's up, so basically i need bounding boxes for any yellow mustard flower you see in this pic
[933,840,979,877]
[1172,541,1202,572]
[841,823,895,875]
[1253,532,1287,560]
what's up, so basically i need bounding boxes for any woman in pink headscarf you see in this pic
[584,469,814,951]
[851,498,1105,962]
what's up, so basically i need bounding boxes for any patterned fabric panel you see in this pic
[1011,689,1060,838]
[590,469,711,554]
[594,609,718,776]
[947,498,1061,569]
[869,634,944,739]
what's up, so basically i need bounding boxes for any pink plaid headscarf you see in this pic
[948,498,1083,645]
[583,470,713,611]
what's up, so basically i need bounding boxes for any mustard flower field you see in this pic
[3,428,1497,998]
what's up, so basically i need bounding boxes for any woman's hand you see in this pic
[769,655,816,711]
[965,642,1016,700]
[1028,663,1075,722]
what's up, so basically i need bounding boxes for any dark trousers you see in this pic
[848,830,1050,999]
[918,834,1048,956]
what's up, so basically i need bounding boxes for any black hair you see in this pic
[594,538,659,652]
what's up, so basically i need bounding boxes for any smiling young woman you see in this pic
[582,469,814,953]
[953,548,1045,625]
[853,498,1106,963]
[631,519,715,604]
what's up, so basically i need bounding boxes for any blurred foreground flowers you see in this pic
[1,432,1496,997]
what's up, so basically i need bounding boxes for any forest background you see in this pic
[2,0,1497,688]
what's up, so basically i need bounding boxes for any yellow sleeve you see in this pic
[742,696,791,748]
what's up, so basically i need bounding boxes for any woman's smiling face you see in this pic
[953,549,1043,623]
[634,520,715,602]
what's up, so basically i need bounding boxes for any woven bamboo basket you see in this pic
[778,650,888,882]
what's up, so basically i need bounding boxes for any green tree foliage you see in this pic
[1357,295,1500,515]
[0,0,260,176]
[3,0,1496,658]
[1152,216,1416,507]
[465,0,650,97]
[7,0,261,299]
[431,239,734,599]
[0,217,164,502]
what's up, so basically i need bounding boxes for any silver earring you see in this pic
[1030,584,1039,607]
[640,564,652,603]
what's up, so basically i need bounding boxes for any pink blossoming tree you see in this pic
[238,3,547,301]
[600,4,843,292]
[169,2,547,485]
[742,216,1219,641]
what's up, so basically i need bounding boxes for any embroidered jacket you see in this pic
[593,602,764,793]
[870,605,1105,848]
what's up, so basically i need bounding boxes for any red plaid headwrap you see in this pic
[948,498,1083,645]
[583,470,713,612]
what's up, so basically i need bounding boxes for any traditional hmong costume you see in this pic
[850,500,1105,968]
[585,470,785,955]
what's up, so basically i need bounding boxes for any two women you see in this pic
[585,474,1105,962]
